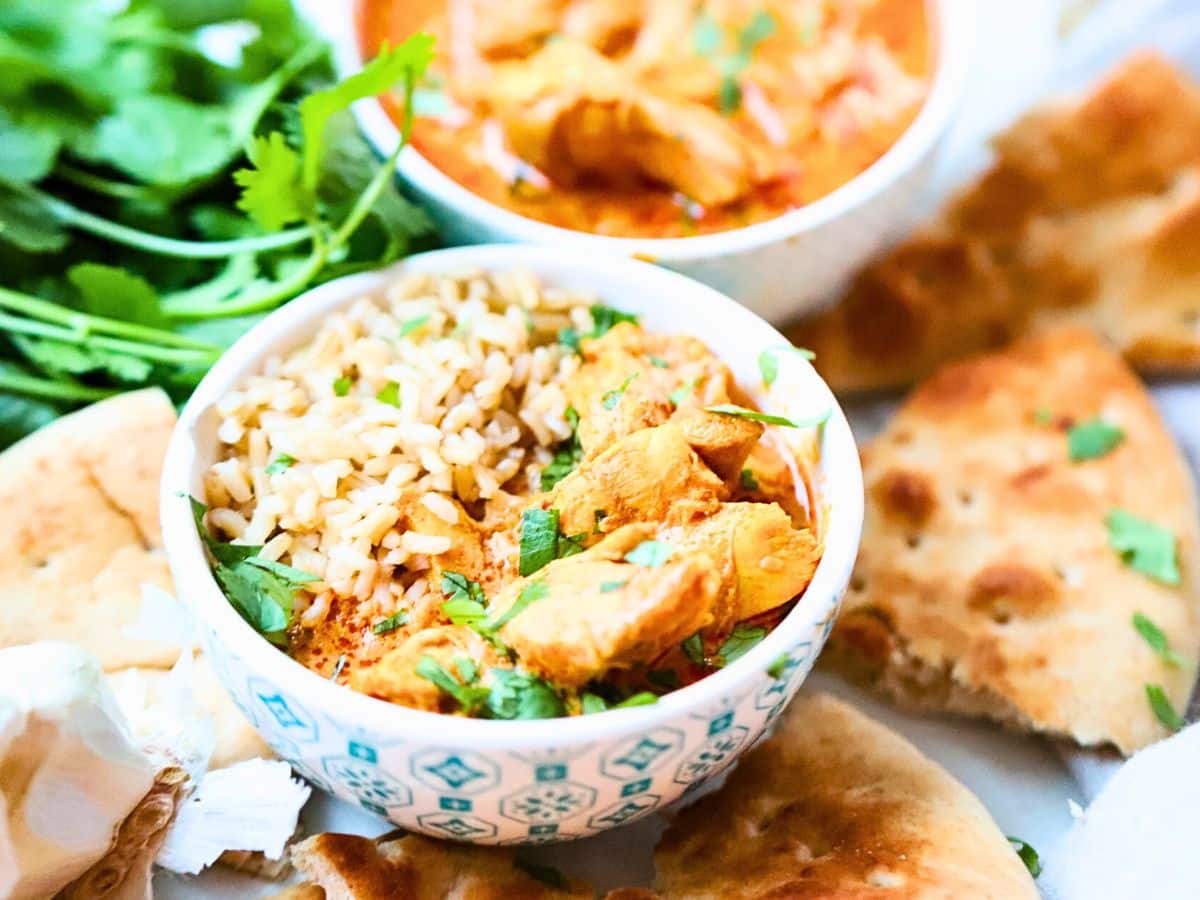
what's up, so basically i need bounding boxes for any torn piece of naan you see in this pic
[788,51,1200,392]
[823,329,1200,754]
[642,692,1037,899]
[289,832,593,899]
[0,389,179,669]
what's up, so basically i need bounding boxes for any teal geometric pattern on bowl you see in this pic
[197,617,834,844]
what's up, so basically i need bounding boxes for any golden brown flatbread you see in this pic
[788,52,1200,393]
[0,389,179,669]
[290,832,593,900]
[647,692,1037,899]
[824,329,1200,754]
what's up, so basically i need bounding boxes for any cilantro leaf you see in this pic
[668,378,698,408]
[540,406,581,491]
[758,344,816,388]
[614,691,658,709]
[624,540,673,568]
[333,375,352,396]
[589,304,639,336]
[415,655,490,714]
[399,314,430,337]
[717,624,767,666]
[581,692,608,714]
[519,508,584,575]
[1145,683,1185,732]
[766,652,789,679]
[600,580,627,593]
[1067,418,1125,461]
[1107,509,1180,585]
[188,496,316,646]
[485,668,564,720]
[1008,837,1042,878]
[488,580,548,632]
[601,372,638,410]
[372,611,408,635]
[92,95,234,186]
[299,34,436,190]
[740,468,759,491]
[739,10,778,52]
[648,355,669,368]
[0,110,60,183]
[1132,612,1185,667]
[0,394,59,450]
[67,263,167,328]
[692,11,724,56]
[707,403,831,429]
[233,132,310,231]
[265,453,297,475]
[376,381,401,407]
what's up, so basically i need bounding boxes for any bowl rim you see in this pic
[327,0,973,260]
[160,245,864,748]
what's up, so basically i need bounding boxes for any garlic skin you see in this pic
[0,642,158,900]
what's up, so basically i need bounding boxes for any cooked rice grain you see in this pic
[204,269,594,620]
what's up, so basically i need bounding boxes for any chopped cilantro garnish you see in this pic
[717,624,767,666]
[739,9,778,51]
[486,668,564,720]
[648,355,670,369]
[371,610,408,635]
[740,468,759,491]
[415,655,490,714]
[1008,837,1042,878]
[1107,509,1180,585]
[375,381,401,407]
[602,372,639,410]
[691,10,724,55]
[443,571,486,606]
[398,314,430,338]
[614,691,658,709]
[519,508,585,575]
[600,580,628,593]
[682,633,706,665]
[541,406,582,491]
[718,76,742,115]
[1032,408,1055,425]
[693,9,777,114]
[330,655,347,681]
[557,327,582,353]
[590,304,639,335]
[265,453,297,475]
[488,580,548,632]
[1067,418,1124,461]
[706,403,831,429]
[1145,683,1185,732]
[1133,612,1184,667]
[766,652,789,679]
[333,375,353,397]
[624,540,673,568]
[188,496,316,647]
[758,344,816,388]
[668,378,699,408]
[581,692,608,715]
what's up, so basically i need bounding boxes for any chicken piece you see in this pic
[675,410,763,485]
[568,322,744,454]
[548,422,727,536]
[459,0,565,60]
[661,502,821,633]
[495,525,723,686]
[486,40,773,206]
[395,492,487,585]
[351,626,500,711]
[738,435,812,528]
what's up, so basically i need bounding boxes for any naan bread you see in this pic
[647,692,1037,899]
[824,329,1200,754]
[0,389,179,669]
[290,832,593,900]
[788,52,1200,393]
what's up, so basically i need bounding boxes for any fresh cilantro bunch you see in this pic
[0,0,436,448]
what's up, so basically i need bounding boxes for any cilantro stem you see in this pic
[170,140,407,319]
[54,163,175,201]
[10,183,316,259]
[0,286,221,351]
[0,312,220,364]
[0,370,118,402]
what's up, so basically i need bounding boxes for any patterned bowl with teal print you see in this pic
[161,245,864,845]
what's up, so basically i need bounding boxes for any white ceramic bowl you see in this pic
[160,245,863,845]
[312,0,973,322]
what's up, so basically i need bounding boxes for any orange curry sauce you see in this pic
[359,0,932,237]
